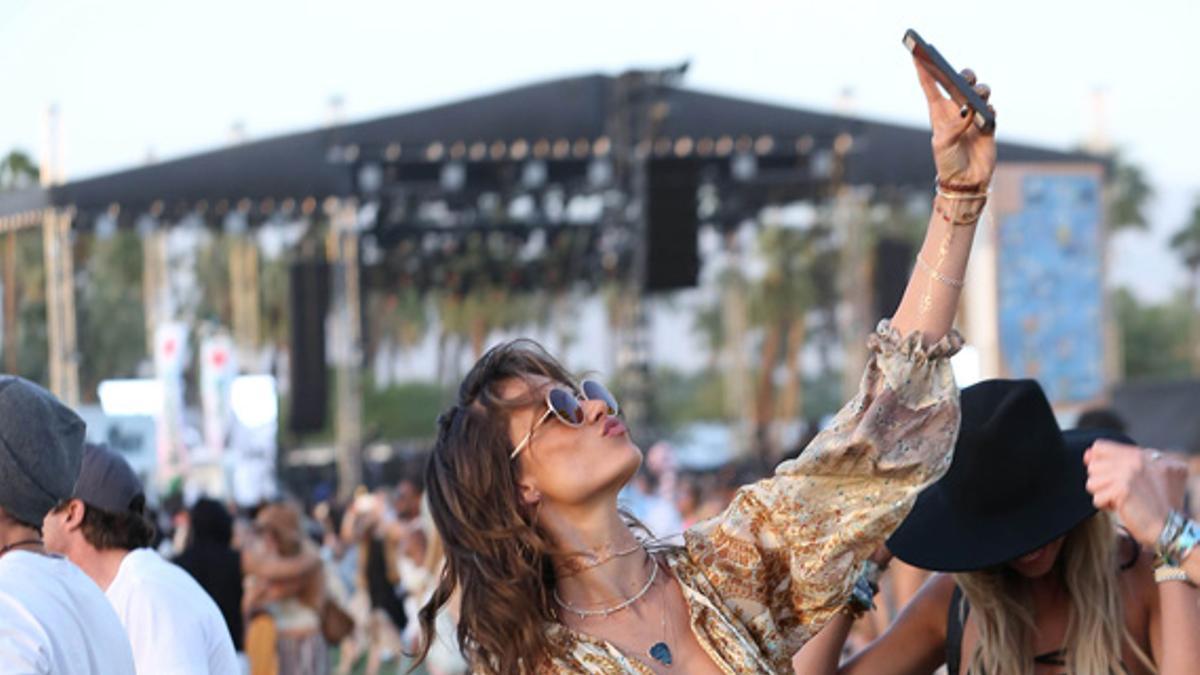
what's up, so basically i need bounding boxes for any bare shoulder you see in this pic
[897,571,958,630]
[920,571,959,602]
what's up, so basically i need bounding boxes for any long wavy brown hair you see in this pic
[413,339,579,674]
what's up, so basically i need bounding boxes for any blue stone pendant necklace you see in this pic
[648,561,673,667]
[649,641,673,666]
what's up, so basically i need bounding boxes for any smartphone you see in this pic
[903,29,996,134]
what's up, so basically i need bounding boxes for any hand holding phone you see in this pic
[903,29,996,134]
[902,28,998,189]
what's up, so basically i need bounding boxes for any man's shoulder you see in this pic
[115,550,226,620]
[0,551,90,598]
[0,553,126,638]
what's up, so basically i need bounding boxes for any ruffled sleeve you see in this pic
[683,320,963,671]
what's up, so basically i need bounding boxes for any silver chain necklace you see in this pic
[554,554,658,618]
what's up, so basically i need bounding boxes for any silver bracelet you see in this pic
[1173,517,1199,564]
[916,255,964,289]
[1157,511,1199,565]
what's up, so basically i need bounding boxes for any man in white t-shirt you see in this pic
[0,375,136,674]
[43,444,238,675]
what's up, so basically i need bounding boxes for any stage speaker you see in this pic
[644,158,700,292]
[289,260,330,433]
[874,237,913,321]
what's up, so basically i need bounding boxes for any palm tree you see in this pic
[77,231,146,399]
[0,150,39,191]
[1,150,41,374]
[1106,150,1154,233]
[749,224,817,459]
[1169,195,1200,374]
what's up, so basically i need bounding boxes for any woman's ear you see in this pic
[517,475,541,507]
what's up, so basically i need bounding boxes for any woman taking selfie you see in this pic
[414,54,996,674]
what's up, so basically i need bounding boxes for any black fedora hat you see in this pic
[887,379,1134,572]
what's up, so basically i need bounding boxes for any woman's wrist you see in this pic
[843,559,884,618]
[932,177,989,227]
[1155,510,1200,567]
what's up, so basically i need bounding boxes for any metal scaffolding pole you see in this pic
[608,64,687,440]
[142,227,169,360]
[4,230,17,374]
[229,235,261,367]
[43,208,78,405]
[328,200,363,501]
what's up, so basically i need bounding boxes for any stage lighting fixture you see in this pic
[357,162,384,194]
[587,159,612,187]
[731,153,757,182]
[522,160,548,188]
[441,162,466,192]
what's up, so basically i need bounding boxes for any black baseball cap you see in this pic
[72,443,145,513]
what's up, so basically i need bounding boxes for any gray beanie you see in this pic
[0,376,85,527]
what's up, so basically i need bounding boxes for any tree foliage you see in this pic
[76,231,146,398]
[1113,287,1192,380]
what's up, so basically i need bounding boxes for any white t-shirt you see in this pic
[0,549,137,675]
[105,548,238,675]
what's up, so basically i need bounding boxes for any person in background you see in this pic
[1075,406,1128,434]
[175,497,246,653]
[672,472,703,531]
[340,491,408,675]
[413,495,467,675]
[243,501,328,675]
[0,376,136,675]
[387,472,430,651]
[800,379,1200,675]
[43,442,237,674]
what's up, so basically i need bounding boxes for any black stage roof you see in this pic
[1,73,1100,220]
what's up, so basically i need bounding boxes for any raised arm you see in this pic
[890,57,996,345]
[683,57,996,673]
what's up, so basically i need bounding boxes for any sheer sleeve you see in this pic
[683,320,963,670]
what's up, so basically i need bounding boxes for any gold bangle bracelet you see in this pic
[935,188,990,201]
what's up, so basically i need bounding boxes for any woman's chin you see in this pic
[595,442,642,495]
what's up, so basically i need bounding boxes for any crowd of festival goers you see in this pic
[1,371,1197,674]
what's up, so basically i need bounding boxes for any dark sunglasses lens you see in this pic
[581,380,619,416]
[548,388,584,425]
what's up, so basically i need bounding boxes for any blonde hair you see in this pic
[952,512,1155,675]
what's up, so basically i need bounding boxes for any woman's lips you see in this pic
[1017,546,1047,564]
[603,418,627,437]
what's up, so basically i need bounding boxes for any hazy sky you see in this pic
[3,0,1197,301]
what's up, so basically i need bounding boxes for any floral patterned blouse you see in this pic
[540,321,964,673]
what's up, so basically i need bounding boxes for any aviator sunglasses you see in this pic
[509,380,619,459]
